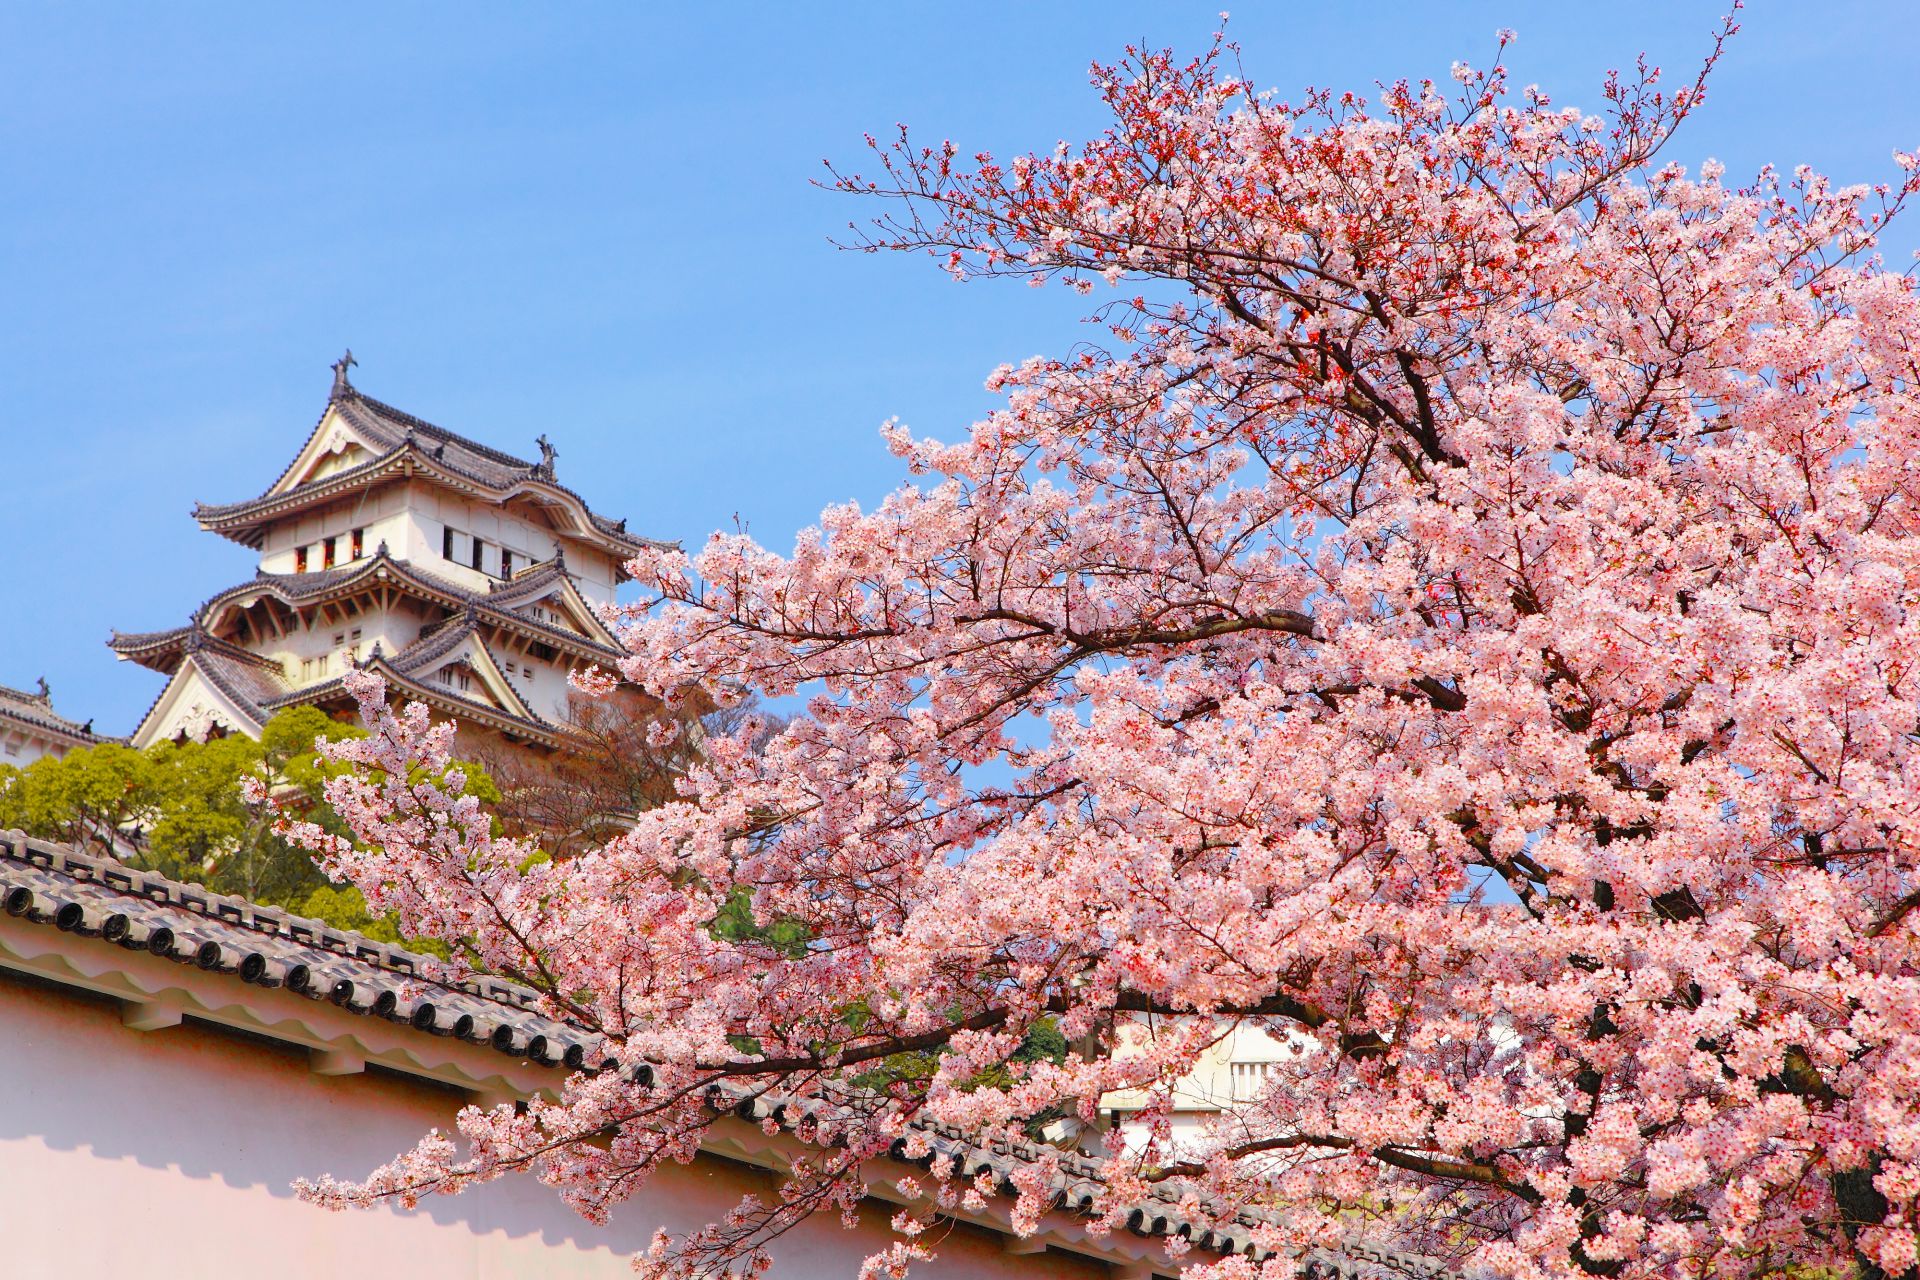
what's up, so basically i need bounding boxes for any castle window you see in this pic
[1229,1061,1279,1102]
[501,549,514,577]
[471,538,487,573]
[323,536,337,569]
[294,546,307,573]
[351,527,365,560]
[529,641,557,662]
[442,526,457,561]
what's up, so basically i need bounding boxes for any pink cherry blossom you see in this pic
[286,16,1920,1278]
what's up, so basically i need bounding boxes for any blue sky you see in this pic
[3,2,1915,733]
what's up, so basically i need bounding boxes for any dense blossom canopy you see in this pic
[290,21,1920,1279]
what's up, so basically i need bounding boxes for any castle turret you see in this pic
[109,355,665,756]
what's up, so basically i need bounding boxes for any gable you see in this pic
[514,596,584,636]
[266,404,387,498]
[131,662,266,749]
[413,638,540,723]
[504,576,619,647]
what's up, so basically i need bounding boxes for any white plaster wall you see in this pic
[565,550,618,604]
[251,480,622,605]
[243,597,430,697]
[1102,1019,1311,1157]
[0,975,1109,1280]
[0,728,70,768]
[1112,1111,1223,1158]
[403,487,558,592]
[1104,1019,1300,1115]
[259,489,411,576]
[493,649,578,724]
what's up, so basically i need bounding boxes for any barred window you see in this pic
[1230,1061,1279,1102]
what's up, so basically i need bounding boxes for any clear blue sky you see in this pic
[3,2,1915,733]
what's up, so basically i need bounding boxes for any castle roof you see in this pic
[277,634,575,751]
[0,680,114,751]
[193,373,669,572]
[108,548,615,751]
[109,546,625,678]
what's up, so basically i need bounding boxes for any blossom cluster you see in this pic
[291,21,1920,1280]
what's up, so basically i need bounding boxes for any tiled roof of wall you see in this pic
[0,833,570,1041]
[0,832,1472,1280]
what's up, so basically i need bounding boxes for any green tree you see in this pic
[0,706,492,947]
[0,742,159,851]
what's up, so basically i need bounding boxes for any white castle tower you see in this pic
[110,353,664,757]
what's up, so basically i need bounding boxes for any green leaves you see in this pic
[708,883,811,958]
[0,706,489,944]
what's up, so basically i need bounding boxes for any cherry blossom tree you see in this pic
[289,16,1920,1279]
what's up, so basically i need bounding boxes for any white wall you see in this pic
[259,488,411,576]
[0,726,72,768]
[0,974,1111,1280]
[230,596,433,697]
[397,484,621,603]
[1104,1020,1308,1156]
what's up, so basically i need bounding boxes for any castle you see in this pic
[108,353,664,758]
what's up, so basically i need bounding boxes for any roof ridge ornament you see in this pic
[533,433,557,480]
[329,349,358,401]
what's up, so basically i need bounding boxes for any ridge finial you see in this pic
[330,349,358,400]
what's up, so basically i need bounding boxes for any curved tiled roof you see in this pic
[112,560,597,750]
[0,832,581,1053]
[267,653,568,751]
[110,550,624,691]
[190,642,293,720]
[194,385,669,563]
[0,832,1470,1280]
[216,551,617,660]
[335,391,660,550]
[105,624,196,657]
[392,612,472,670]
[0,682,112,748]
[111,631,292,744]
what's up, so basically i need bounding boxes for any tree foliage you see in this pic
[0,706,490,939]
[288,21,1920,1280]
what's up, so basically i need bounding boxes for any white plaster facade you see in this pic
[0,977,1127,1280]
[1103,1019,1306,1156]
